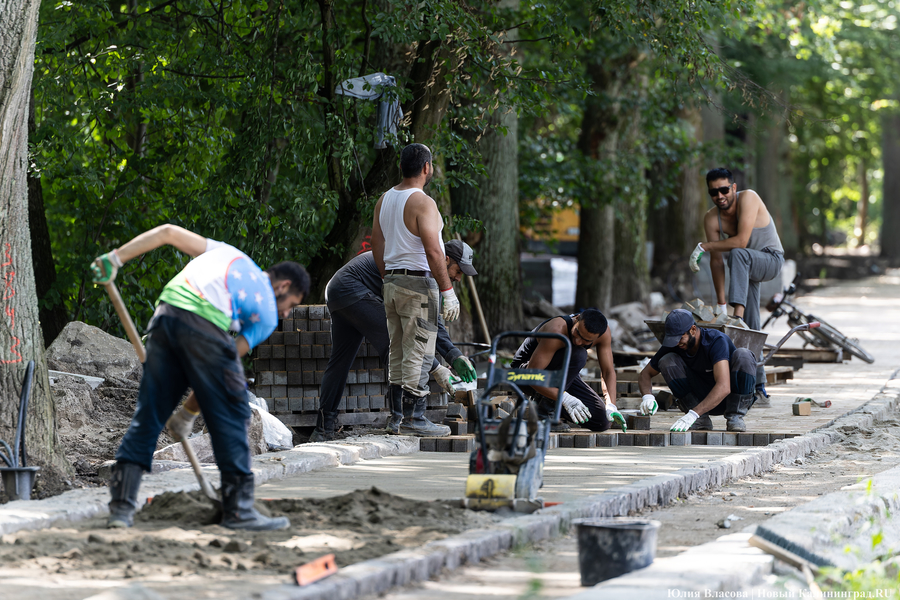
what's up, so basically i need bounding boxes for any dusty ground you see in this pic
[366,416,900,600]
[0,487,499,600]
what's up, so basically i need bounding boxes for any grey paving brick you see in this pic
[558,435,574,448]
[356,371,369,384]
[669,432,691,446]
[315,371,325,385]
[370,369,385,383]
[366,383,383,396]
[632,433,650,446]
[270,359,286,371]
[346,371,357,384]
[259,372,274,385]
[281,319,293,332]
[753,433,770,446]
[256,346,272,359]
[286,345,300,359]
[289,397,303,412]
[723,432,738,446]
[596,433,618,447]
[271,385,286,398]
[650,433,669,447]
[307,320,322,332]
[302,371,314,385]
[284,332,300,346]
[370,395,385,410]
[255,385,271,398]
[574,434,596,448]
[304,387,319,397]
[312,345,325,358]
[420,438,436,452]
[271,345,285,359]
[691,432,707,445]
[274,372,288,385]
[309,306,325,320]
[270,332,284,345]
[300,332,315,345]
[617,433,634,447]
[288,386,303,398]
[295,318,309,331]
[452,438,474,453]
[255,360,270,372]
[707,432,724,445]
[315,332,331,345]
[300,345,312,358]
[317,358,329,370]
[737,433,754,446]
[292,305,308,318]
[274,398,288,413]
[436,438,452,452]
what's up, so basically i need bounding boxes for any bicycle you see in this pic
[762,278,875,364]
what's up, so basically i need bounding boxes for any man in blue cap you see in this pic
[637,309,757,432]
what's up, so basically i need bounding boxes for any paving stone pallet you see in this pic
[252,305,448,429]
[258,373,900,600]
[417,430,804,452]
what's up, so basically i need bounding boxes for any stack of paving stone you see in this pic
[251,305,448,428]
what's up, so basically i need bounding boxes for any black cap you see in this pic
[662,309,695,347]
[445,240,477,276]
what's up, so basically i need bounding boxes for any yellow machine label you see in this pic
[465,474,517,503]
[506,372,546,383]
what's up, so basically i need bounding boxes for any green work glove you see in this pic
[452,355,477,383]
[606,404,627,433]
[91,250,123,284]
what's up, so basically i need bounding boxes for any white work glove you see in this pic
[431,364,456,395]
[688,243,705,273]
[640,394,658,416]
[671,410,699,432]
[561,392,590,424]
[715,304,728,316]
[440,288,460,322]
[606,403,627,432]
[166,405,198,442]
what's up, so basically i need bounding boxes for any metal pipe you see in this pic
[13,361,35,468]
[758,323,820,367]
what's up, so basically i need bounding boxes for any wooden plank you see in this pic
[772,347,844,363]
[766,366,794,385]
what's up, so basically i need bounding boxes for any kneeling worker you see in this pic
[510,308,626,432]
[91,224,309,531]
[638,309,756,432]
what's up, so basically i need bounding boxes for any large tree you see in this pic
[1,0,71,493]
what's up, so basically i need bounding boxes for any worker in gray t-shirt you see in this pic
[310,241,478,442]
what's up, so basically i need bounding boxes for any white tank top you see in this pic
[380,186,444,270]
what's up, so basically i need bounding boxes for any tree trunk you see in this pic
[857,159,869,246]
[28,88,67,348]
[881,111,900,259]
[0,0,72,487]
[756,109,798,254]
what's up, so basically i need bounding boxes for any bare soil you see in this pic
[0,487,498,600]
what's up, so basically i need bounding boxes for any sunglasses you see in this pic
[708,185,732,197]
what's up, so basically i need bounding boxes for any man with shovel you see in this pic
[91,224,309,531]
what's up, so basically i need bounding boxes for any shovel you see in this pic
[102,281,221,507]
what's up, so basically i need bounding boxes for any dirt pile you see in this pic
[0,487,499,589]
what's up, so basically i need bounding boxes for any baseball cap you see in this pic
[662,309,696,347]
[444,240,477,276]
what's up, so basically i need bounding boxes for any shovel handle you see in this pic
[103,282,146,363]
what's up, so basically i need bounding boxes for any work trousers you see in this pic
[657,349,756,416]
[115,314,252,475]
[727,247,783,384]
[383,274,440,397]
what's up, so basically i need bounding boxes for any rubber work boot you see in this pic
[690,414,714,431]
[385,384,404,435]
[724,393,755,432]
[399,392,451,437]
[309,409,336,442]
[675,393,711,430]
[754,385,771,408]
[107,461,143,529]
[220,472,289,531]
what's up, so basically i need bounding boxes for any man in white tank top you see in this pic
[688,167,785,410]
[372,143,461,437]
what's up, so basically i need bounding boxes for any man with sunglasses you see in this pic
[509,309,626,433]
[688,167,784,405]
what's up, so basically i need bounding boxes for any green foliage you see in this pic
[32,0,586,333]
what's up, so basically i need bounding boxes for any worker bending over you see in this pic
[92,224,309,531]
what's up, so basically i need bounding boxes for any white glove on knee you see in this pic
[640,394,658,416]
[688,243,705,273]
[166,405,198,442]
[561,392,590,424]
[671,410,699,432]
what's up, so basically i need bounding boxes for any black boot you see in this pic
[220,472,289,531]
[385,384,404,434]
[107,461,143,528]
[309,409,336,442]
[725,393,755,432]
[399,392,450,437]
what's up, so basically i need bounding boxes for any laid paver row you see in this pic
[258,370,900,600]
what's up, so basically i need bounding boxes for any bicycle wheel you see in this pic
[807,314,876,364]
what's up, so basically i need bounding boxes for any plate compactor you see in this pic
[464,331,572,513]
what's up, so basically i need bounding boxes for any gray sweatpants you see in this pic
[727,247,784,383]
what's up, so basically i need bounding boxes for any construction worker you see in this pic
[510,309,626,433]
[689,167,784,405]
[638,309,756,432]
[310,240,479,441]
[372,143,461,436]
[91,224,309,531]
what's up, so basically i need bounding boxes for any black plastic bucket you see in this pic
[1,466,40,501]
[575,518,661,586]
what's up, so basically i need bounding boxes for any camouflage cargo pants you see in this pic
[382,274,440,397]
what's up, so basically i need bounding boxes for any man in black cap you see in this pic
[311,240,478,441]
[510,308,626,433]
[637,309,757,432]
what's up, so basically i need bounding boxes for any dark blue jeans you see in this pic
[657,348,756,416]
[115,314,252,475]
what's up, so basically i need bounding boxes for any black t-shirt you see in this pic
[325,251,385,312]
[649,328,735,387]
